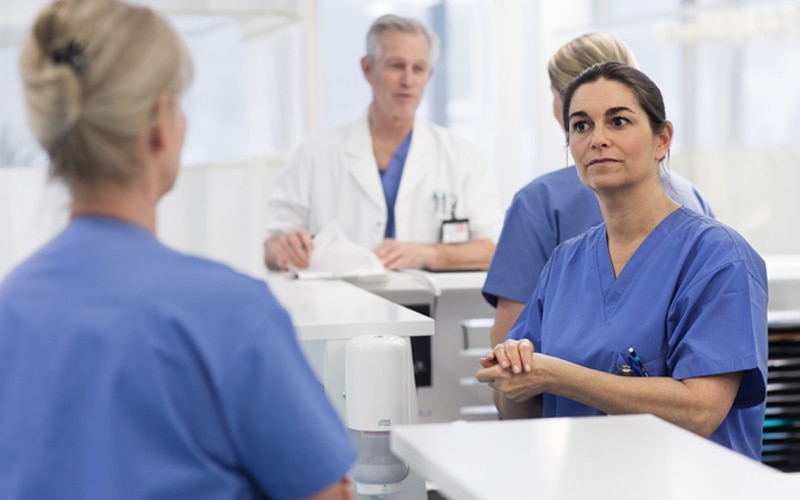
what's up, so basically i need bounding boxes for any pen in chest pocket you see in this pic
[626,347,650,377]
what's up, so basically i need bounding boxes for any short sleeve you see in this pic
[667,254,768,409]
[219,293,356,500]
[483,185,556,307]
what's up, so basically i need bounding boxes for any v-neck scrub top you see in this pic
[482,165,715,308]
[507,208,768,460]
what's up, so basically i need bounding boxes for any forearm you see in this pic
[541,356,741,437]
[490,298,526,347]
[494,390,543,420]
[424,239,495,270]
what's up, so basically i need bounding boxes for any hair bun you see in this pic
[21,38,84,148]
[51,41,86,74]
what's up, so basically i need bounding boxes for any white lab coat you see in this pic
[265,111,503,250]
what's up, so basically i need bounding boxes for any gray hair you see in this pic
[366,14,440,67]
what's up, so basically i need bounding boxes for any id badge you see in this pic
[440,218,470,244]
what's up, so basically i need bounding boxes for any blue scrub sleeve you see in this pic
[483,190,555,307]
[667,259,768,409]
[218,296,356,500]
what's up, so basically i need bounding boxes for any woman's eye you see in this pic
[571,121,588,133]
[611,117,628,127]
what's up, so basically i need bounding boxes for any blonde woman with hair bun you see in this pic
[482,32,715,358]
[1,1,356,499]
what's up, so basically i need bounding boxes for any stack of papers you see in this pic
[289,223,387,280]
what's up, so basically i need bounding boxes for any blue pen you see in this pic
[628,347,650,377]
[626,355,643,376]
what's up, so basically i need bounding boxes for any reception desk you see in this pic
[263,272,434,417]
[264,273,434,500]
[391,414,800,500]
[265,274,433,341]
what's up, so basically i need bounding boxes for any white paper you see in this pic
[289,223,387,280]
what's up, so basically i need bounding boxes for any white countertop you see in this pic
[347,269,488,295]
[391,414,800,500]
[264,272,434,341]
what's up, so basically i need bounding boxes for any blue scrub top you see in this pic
[0,217,356,500]
[508,208,768,460]
[482,166,715,307]
[380,132,412,239]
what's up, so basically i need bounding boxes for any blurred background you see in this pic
[1,0,799,277]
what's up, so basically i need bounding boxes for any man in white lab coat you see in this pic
[263,14,503,272]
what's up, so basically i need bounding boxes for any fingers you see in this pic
[475,365,499,384]
[297,231,314,253]
[284,231,312,268]
[478,355,497,369]
[373,240,433,270]
[503,339,524,374]
[271,230,314,270]
[373,239,405,269]
[490,339,534,374]
[518,338,534,373]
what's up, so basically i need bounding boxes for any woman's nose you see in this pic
[590,127,609,149]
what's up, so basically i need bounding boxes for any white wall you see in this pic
[4,0,800,279]
[0,161,285,281]
[0,167,70,279]
[157,160,286,276]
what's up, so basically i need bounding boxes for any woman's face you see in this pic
[566,78,670,195]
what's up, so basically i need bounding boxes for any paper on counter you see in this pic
[290,222,387,280]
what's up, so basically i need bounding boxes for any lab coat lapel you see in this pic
[345,112,387,212]
[396,115,435,203]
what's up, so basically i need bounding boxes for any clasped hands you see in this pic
[476,338,545,402]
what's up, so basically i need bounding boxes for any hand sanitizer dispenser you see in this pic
[345,335,412,496]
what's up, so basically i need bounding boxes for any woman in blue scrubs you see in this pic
[482,32,714,350]
[476,62,768,460]
[0,1,355,499]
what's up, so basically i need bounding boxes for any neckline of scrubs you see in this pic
[596,207,685,316]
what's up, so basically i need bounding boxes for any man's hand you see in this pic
[264,230,314,270]
[372,238,436,270]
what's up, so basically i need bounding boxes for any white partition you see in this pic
[157,159,287,275]
[0,159,286,281]
[0,167,69,279]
